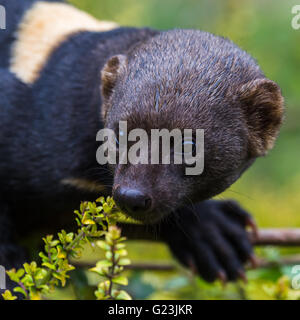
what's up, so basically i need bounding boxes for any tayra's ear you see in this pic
[101,55,127,100]
[238,78,284,157]
[101,55,127,119]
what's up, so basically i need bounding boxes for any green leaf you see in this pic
[6,269,20,283]
[42,262,57,271]
[96,196,105,203]
[57,246,67,259]
[118,258,131,266]
[29,290,42,300]
[65,232,74,243]
[16,268,25,278]
[22,274,34,287]
[82,212,95,225]
[80,202,88,214]
[53,272,67,287]
[39,252,49,262]
[116,237,127,243]
[35,268,48,280]
[2,290,17,300]
[116,243,126,250]
[50,240,60,247]
[96,260,113,268]
[112,276,128,286]
[13,286,28,298]
[23,263,31,274]
[105,251,113,261]
[103,203,112,214]
[96,240,110,251]
[89,266,109,277]
[88,202,97,215]
[115,290,132,300]
[116,249,128,257]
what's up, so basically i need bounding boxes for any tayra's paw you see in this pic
[161,200,257,283]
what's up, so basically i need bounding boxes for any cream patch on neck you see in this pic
[10,2,118,84]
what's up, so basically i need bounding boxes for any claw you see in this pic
[249,254,259,269]
[246,217,258,239]
[187,258,197,275]
[237,269,248,284]
[217,271,227,287]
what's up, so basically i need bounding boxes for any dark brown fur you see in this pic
[101,29,284,222]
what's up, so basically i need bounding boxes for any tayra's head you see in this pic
[100,29,284,223]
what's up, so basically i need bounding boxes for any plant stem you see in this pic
[107,242,116,299]
[65,225,92,252]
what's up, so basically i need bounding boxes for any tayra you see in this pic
[0,0,284,290]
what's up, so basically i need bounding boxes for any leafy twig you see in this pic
[2,196,131,300]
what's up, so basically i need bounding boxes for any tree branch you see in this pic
[251,228,300,246]
[72,228,300,272]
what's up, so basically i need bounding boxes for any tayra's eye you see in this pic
[183,139,197,157]
[119,130,125,137]
[175,139,197,157]
[115,129,125,147]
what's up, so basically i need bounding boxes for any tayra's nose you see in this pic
[114,187,152,214]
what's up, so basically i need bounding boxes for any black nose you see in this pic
[114,187,152,214]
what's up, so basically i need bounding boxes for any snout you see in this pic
[113,186,152,216]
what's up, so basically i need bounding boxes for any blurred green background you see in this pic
[63,0,300,300]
